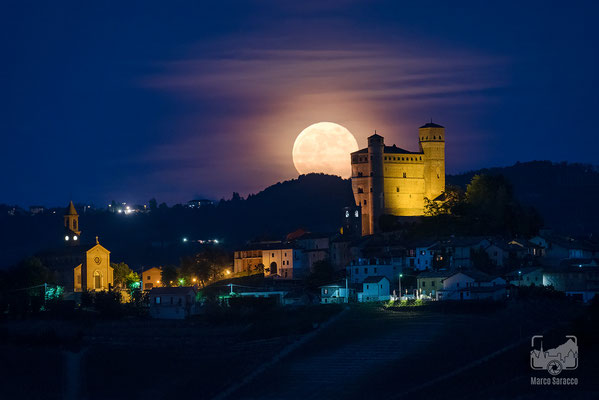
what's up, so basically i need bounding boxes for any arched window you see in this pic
[270,262,278,275]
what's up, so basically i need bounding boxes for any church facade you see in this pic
[74,238,114,292]
[351,122,446,236]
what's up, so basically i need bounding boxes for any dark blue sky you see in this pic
[2,1,598,207]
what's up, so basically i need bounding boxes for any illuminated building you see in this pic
[234,242,308,279]
[74,236,114,292]
[141,267,163,290]
[351,122,446,235]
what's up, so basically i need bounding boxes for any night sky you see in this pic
[2,1,598,207]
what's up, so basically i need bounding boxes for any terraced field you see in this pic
[228,302,599,399]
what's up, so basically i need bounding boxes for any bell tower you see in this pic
[64,201,81,245]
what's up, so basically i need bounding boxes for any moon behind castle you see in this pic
[292,122,359,179]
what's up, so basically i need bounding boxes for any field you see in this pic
[0,300,597,400]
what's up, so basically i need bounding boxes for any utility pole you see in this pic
[398,274,403,301]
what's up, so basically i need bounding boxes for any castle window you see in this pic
[396,187,399,192]
[364,200,367,205]
[420,156,422,160]
[411,157,413,161]
[393,157,396,160]
[403,172,407,178]
[370,187,373,192]
[358,187,364,193]
[358,172,363,177]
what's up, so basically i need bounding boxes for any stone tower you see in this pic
[64,201,81,245]
[419,123,446,201]
[367,134,385,235]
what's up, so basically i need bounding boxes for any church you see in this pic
[38,201,114,291]
[351,122,446,236]
[62,202,114,292]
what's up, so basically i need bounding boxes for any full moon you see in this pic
[292,122,359,179]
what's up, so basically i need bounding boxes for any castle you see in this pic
[351,122,446,235]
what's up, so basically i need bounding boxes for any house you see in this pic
[330,238,353,271]
[141,267,162,290]
[436,270,506,301]
[320,281,355,304]
[542,266,599,303]
[506,267,544,286]
[484,239,528,268]
[149,287,198,319]
[443,237,490,269]
[417,270,454,298]
[346,257,401,285]
[405,240,438,270]
[358,276,390,302]
[530,234,597,263]
[234,241,308,279]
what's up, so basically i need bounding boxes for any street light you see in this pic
[518,270,522,287]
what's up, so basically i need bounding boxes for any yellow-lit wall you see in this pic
[142,267,163,290]
[233,250,263,274]
[73,243,114,291]
[383,156,425,216]
[351,125,446,235]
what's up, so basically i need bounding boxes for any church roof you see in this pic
[420,122,444,129]
[65,201,78,216]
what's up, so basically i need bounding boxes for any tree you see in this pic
[471,248,494,273]
[424,185,465,216]
[180,247,231,287]
[149,198,157,211]
[10,257,55,288]
[111,262,139,289]
[161,265,178,287]
[307,260,336,288]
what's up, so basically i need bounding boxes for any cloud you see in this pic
[136,32,507,201]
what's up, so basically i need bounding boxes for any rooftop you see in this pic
[363,276,389,283]
[420,122,444,129]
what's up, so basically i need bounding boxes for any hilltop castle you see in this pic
[351,122,446,235]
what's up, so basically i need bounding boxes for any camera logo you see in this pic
[530,335,578,376]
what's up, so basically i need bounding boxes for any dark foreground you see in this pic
[1,300,598,400]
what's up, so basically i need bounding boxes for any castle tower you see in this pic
[64,201,81,245]
[367,133,385,235]
[419,122,446,201]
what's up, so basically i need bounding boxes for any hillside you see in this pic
[0,174,354,268]
[447,161,599,235]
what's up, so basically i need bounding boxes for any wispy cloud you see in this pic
[136,36,507,201]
